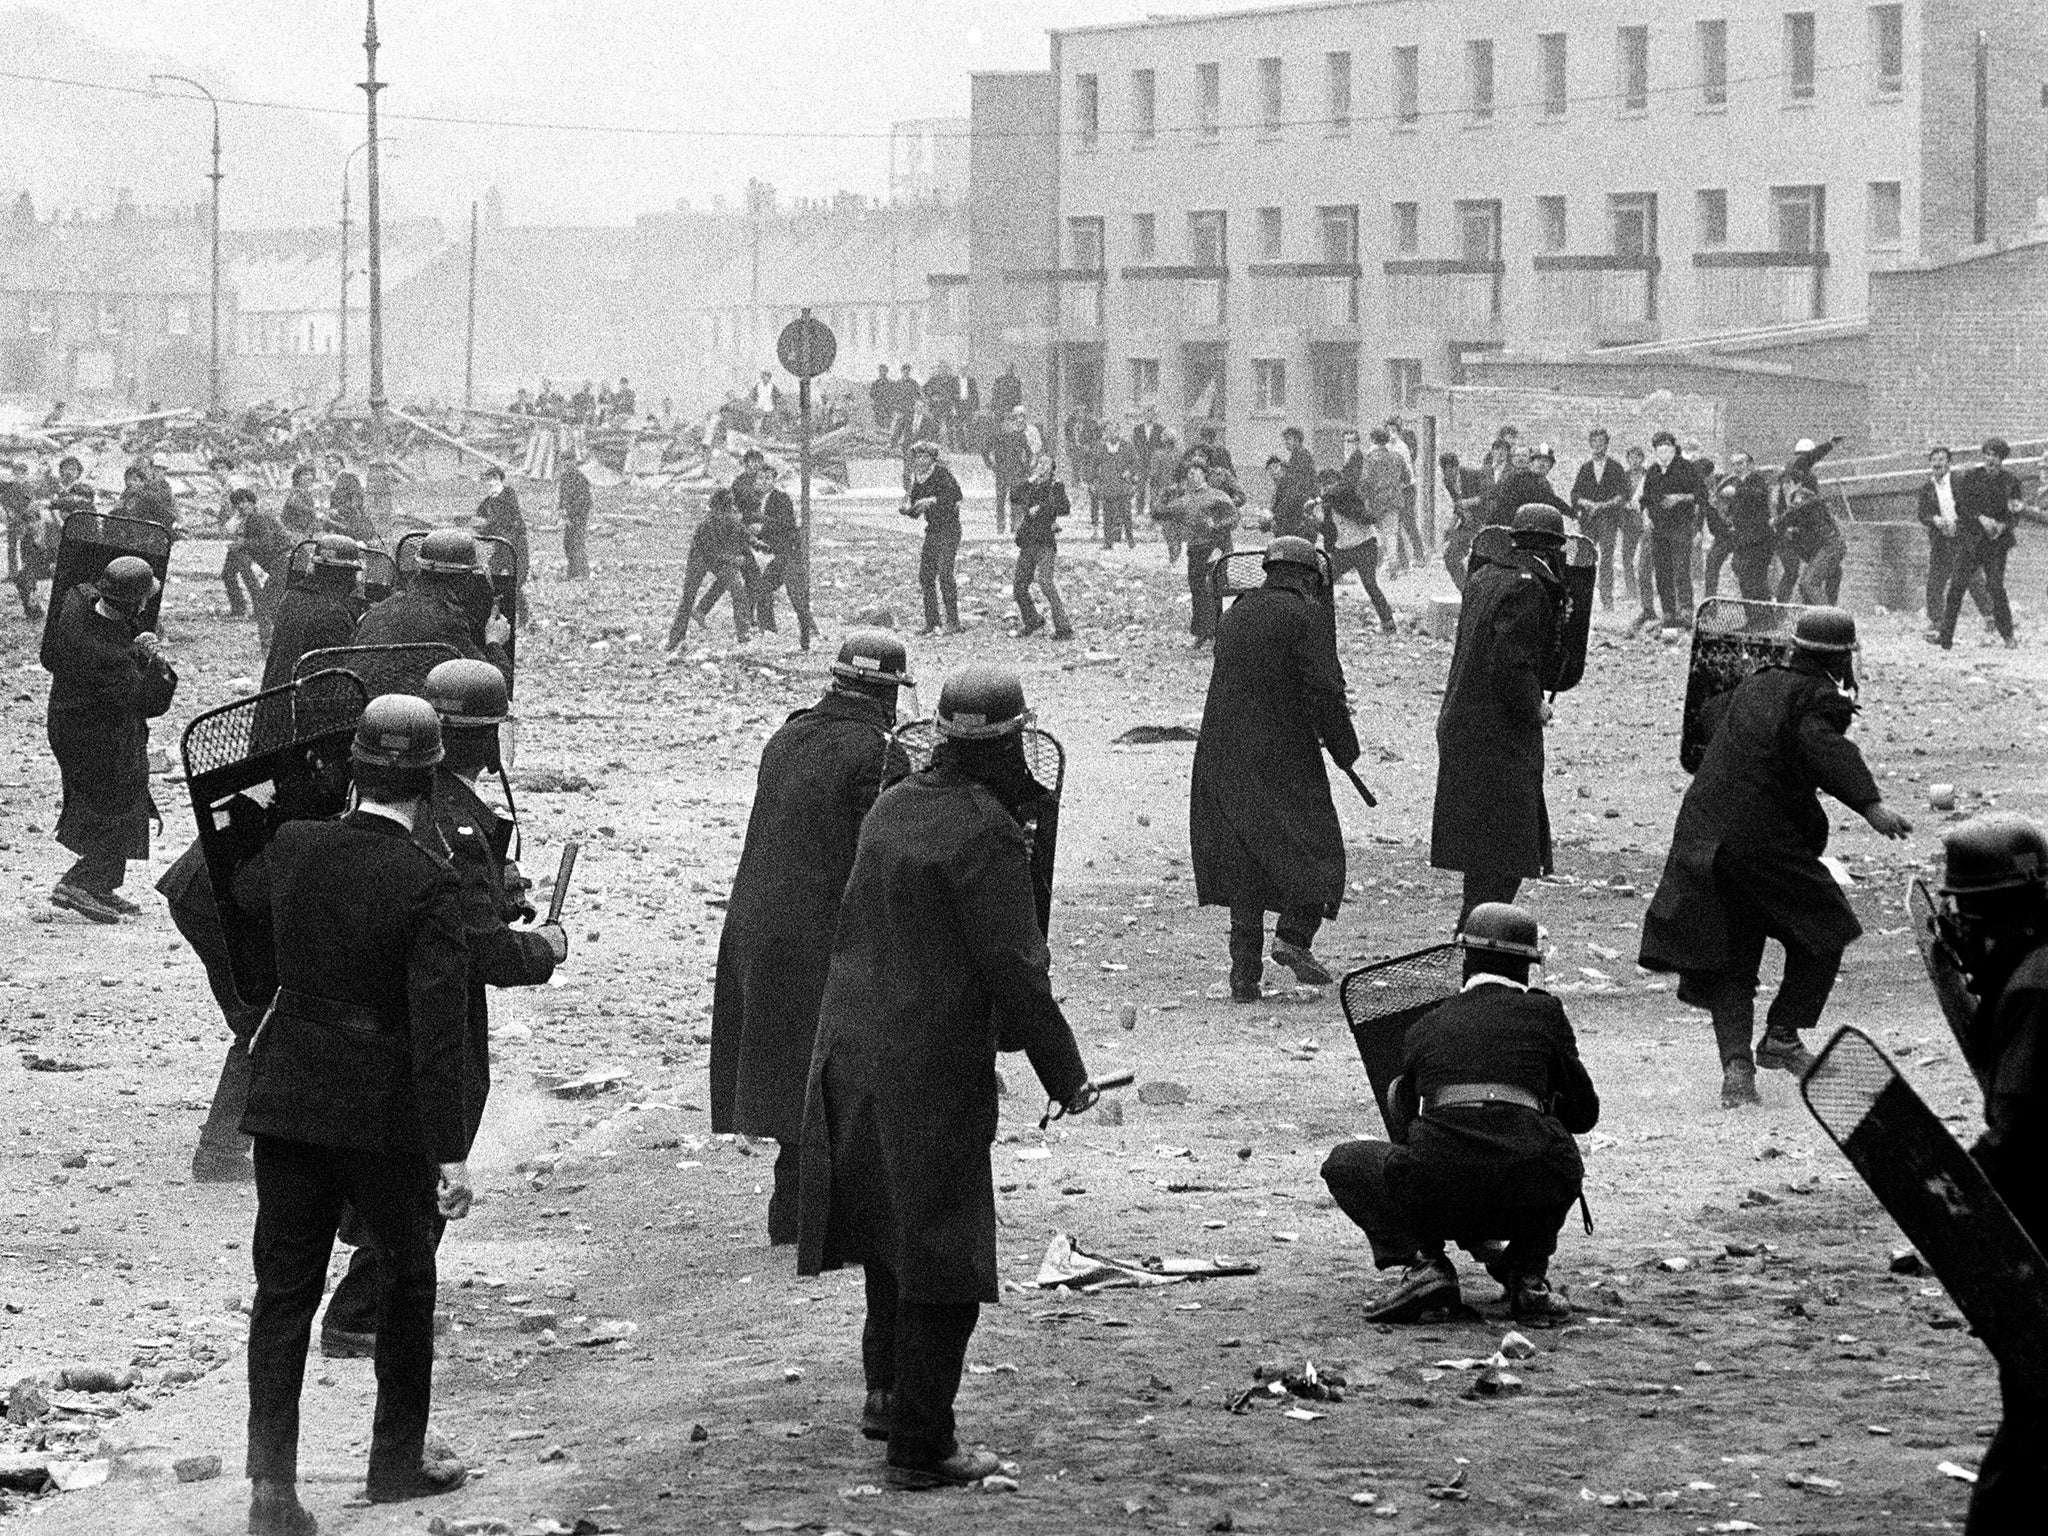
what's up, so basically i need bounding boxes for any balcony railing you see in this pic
[1060,283,1103,330]
[1117,265,1231,335]
[1238,263,1362,332]
[1532,254,1659,336]
[1383,259,1504,331]
[1692,250,1829,329]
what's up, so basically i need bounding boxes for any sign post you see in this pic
[775,308,838,574]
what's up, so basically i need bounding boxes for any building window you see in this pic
[1196,62,1221,138]
[1785,12,1818,100]
[1868,180,1903,247]
[1129,357,1160,407]
[1538,33,1568,117]
[1393,45,1420,125]
[1253,358,1287,414]
[26,298,54,335]
[1696,188,1729,247]
[1318,205,1360,265]
[1386,358,1424,412]
[1258,56,1284,132]
[1189,209,1228,268]
[1068,216,1104,271]
[1075,72,1099,146]
[1698,20,1729,105]
[1772,184,1825,252]
[1466,40,1495,121]
[1326,50,1353,130]
[1617,25,1650,112]
[1392,201,1421,255]
[165,298,192,336]
[1611,192,1659,257]
[1869,5,1904,95]
[1132,212,1156,261]
[1131,68,1156,144]
[97,297,122,334]
[1257,207,1283,261]
[1314,352,1358,421]
[1455,200,1501,263]
[1536,196,1568,252]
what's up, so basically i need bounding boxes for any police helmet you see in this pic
[1528,441,1556,466]
[97,555,160,608]
[311,533,364,571]
[1262,535,1321,572]
[416,527,481,574]
[422,658,510,728]
[830,629,914,689]
[1792,606,1857,654]
[1510,504,1568,544]
[1460,902,1544,960]
[1939,815,2048,898]
[935,665,1031,740]
[350,694,445,769]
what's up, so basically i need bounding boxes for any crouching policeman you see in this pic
[238,696,474,1533]
[1321,903,1600,1327]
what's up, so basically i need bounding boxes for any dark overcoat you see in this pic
[1639,656,1880,973]
[1190,570,1360,912]
[42,585,177,863]
[355,582,512,682]
[796,764,1087,1304]
[259,583,357,692]
[1431,552,1558,879]
[711,690,900,1144]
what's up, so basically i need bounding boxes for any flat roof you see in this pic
[1053,0,1382,42]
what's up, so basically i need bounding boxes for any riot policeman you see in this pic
[1321,903,1600,1326]
[261,534,362,693]
[1639,608,1911,1106]
[43,555,178,924]
[799,666,1102,1489]
[318,660,564,1355]
[355,528,512,682]
[237,696,474,1531]
[1926,816,2048,1531]
[711,631,913,1244]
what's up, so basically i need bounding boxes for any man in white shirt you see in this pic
[1917,444,1990,634]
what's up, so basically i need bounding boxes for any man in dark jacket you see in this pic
[1922,816,2048,1533]
[1773,478,1847,605]
[1322,903,1599,1326]
[984,409,1033,536]
[1489,442,1570,533]
[1010,454,1073,639]
[1166,462,1241,646]
[1191,537,1360,1000]
[988,362,1023,419]
[356,529,513,681]
[1917,445,1991,633]
[234,696,475,1530]
[1570,429,1632,609]
[1432,507,1568,927]
[281,464,321,540]
[1711,453,1776,601]
[665,487,757,651]
[749,461,816,648]
[230,488,295,648]
[558,455,593,581]
[711,632,912,1244]
[473,467,529,628]
[1636,431,1705,631]
[319,663,564,1356]
[325,452,377,545]
[1932,437,2025,650]
[260,535,363,692]
[902,442,964,635]
[1439,452,1489,591]
[1639,608,1910,1107]
[1094,418,1140,549]
[798,667,1100,1491]
[42,556,177,924]
[117,463,177,531]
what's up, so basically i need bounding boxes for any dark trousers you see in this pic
[1774,552,1802,603]
[1793,531,1847,605]
[1587,513,1626,607]
[667,553,751,648]
[222,545,259,615]
[1329,539,1395,627]
[1649,515,1696,627]
[768,1141,800,1246]
[1186,540,1226,638]
[1100,494,1134,548]
[1971,1368,2047,1534]
[1684,916,1843,1064]
[991,477,1015,535]
[1229,902,1322,981]
[1926,532,1990,624]
[247,1137,439,1489]
[62,847,126,896]
[1938,538,2015,646]
[1459,871,1521,930]
[322,1209,449,1336]
[1320,1139,1569,1277]
[862,1264,979,1469]
[919,523,961,630]
[1729,543,1774,602]
[755,548,816,646]
[1012,544,1070,635]
[1391,496,1425,571]
[564,515,588,580]
[1702,535,1732,598]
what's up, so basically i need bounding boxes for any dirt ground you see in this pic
[3,481,2042,1535]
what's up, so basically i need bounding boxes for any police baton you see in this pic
[545,842,581,925]
[1039,1070,1136,1131]
[1341,765,1378,809]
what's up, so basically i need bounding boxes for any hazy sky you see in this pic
[24,0,1275,226]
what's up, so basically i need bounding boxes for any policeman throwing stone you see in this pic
[1190,535,1360,999]
[711,631,914,1245]
[1321,903,1599,1326]
[1638,608,1910,1107]
[797,666,1102,1490]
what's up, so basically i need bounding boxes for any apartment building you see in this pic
[971,0,2046,454]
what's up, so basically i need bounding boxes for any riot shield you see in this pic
[1338,944,1462,1134]
[1907,875,1987,1089]
[1680,597,1809,771]
[1465,524,1513,578]
[1212,550,1268,601]
[285,538,397,610]
[292,642,460,702]
[884,719,1067,934]
[1547,534,1598,693]
[41,512,172,651]
[394,531,518,682]
[1801,1026,2048,1381]
[180,669,369,1003]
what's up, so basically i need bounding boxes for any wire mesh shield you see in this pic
[1549,533,1598,693]
[42,512,173,650]
[1801,1026,2048,1379]
[285,542,398,606]
[394,531,517,684]
[1212,550,1268,599]
[1679,597,1810,771]
[292,642,460,702]
[1339,944,1462,1130]
[1906,875,1988,1087]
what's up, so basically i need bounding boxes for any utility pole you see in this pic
[361,0,390,521]
[150,74,222,414]
[339,164,350,403]
[464,200,479,410]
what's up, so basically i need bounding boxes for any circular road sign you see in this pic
[777,313,838,380]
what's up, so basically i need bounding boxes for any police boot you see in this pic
[1228,926,1265,1003]
[249,1479,317,1536]
[1754,1028,1816,1077]
[1506,1272,1572,1328]
[861,1389,894,1442]
[1363,1253,1459,1324]
[1271,939,1334,986]
[886,1448,1002,1491]
[1711,1003,1760,1108]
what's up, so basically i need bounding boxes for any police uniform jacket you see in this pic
[259,581,359,692]
[1967,946,2048,1247]
[1380,980,1600,1236]
[797,759,1088,1304]
[1431,550,1559,880]
[355,580,512,683]
[43,586,177,862]
[237,812,472,1163]
[711,690,902,1145]
[1489,469,1569,528]
[1191,568,1358,912]
[1639,654,1880,975]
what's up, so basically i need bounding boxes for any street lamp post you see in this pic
[149,73,222,414]
[337,140,385,405]
[360,0,390,521]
